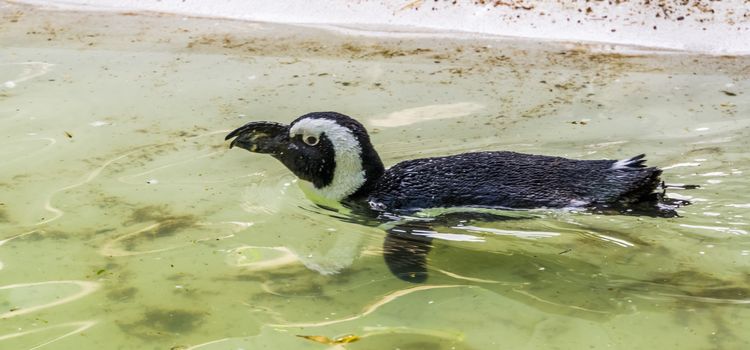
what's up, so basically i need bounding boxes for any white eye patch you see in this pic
[290,121,322,144]
[289,118,366,200]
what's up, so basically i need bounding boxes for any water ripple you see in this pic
[0,280,100,319]
[0,320,97,350]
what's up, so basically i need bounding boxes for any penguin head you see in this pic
[226,112,384,201]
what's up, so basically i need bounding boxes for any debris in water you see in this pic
[297,334,360,345]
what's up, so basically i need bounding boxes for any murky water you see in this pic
[1,4,749,349]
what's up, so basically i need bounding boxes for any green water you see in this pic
[1,4,749,350]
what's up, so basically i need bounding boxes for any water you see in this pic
[1,4,750,349]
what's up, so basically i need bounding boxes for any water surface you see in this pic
[1,4,749,349]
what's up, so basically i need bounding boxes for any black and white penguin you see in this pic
[226,111,686,282]
[226,111,673,214]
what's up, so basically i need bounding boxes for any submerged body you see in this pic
[225,111,686,281]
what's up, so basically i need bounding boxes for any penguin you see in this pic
[225,111,681,214]
[225,111,689,281]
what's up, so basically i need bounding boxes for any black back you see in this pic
[368,151,661,213]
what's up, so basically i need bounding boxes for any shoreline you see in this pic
[9,0,750,55]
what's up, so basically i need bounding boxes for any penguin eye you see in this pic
[303,135,319,146]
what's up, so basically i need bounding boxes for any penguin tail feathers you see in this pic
[611,154,647,169]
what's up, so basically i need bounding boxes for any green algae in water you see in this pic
[115,307,209,342]
[1,4,750,350]
[0,207,8,223]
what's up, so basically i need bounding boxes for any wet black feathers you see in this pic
[622,153,647,168]
[367,151,662,213]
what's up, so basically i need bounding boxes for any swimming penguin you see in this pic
[226,111,676,214]
[225,111,687,282]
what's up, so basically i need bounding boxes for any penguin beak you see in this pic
[225,121,290,155]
